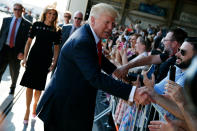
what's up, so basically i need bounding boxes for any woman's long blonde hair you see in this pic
[40,6,58,30]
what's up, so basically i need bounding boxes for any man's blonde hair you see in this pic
[88,3,118,23]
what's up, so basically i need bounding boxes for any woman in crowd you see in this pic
[122,34,141,62]
[20,6,61,124]
[121,36,151,71]
[129,34,139,51]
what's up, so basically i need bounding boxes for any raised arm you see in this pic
[142,72,184,120]
[113,55,162,79]
[165,80,197,131]
[153,93,184,120]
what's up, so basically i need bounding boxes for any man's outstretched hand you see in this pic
[132,75,151,105]
[113,65,129,79]
[134,87,151,105]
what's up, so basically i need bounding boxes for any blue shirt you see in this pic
[153,66,185,120]
[154,66,185,94]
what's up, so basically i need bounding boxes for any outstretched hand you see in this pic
[148,114,187,131]
[113,65,129,79]
[133,75,151,105]
[134,87,151,105]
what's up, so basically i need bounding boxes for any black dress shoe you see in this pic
[9,89,15,95]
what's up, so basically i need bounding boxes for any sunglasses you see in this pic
[178,48,186,56]
[14,8,22,11]
[74,17,82,20]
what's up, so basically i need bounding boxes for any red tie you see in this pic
[97,40,102,66]
[9,18,18,48]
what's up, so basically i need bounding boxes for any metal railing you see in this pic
[94,95,166,131]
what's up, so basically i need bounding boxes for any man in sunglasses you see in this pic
[61,11,83,49]
[114,28,188,83]
[0,3,31,95]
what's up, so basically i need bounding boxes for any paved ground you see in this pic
[0,66,100,131]
[0,86,44,131]
[0,64,45,131]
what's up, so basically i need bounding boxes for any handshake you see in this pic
[133,71,156,105]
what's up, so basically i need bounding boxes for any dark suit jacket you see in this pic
[37,24,132,131]
[60,24,72,48]
[0,17,31,54]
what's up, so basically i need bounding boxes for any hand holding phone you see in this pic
[147,65,155,79]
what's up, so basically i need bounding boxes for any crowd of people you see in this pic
[0,2,197,131]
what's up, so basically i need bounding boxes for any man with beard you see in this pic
[157,37,197,131]
[142,37,197,127]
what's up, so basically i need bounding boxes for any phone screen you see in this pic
[169,65,176,81]
[147,65,155,79]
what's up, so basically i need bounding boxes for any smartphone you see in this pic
[147,65,155,79]
[169,65,176,81]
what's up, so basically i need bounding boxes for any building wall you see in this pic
[67,0,88,19]
[88,0,197,36]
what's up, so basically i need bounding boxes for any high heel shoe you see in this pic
[32,113,36,118]
[23,120,28,125]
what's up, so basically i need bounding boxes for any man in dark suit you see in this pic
[0,3,31,95]
[36,3,149,131]
[60,11,83,48]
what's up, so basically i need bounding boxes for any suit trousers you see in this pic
[44,123,56,131]
[0,45,21,89]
